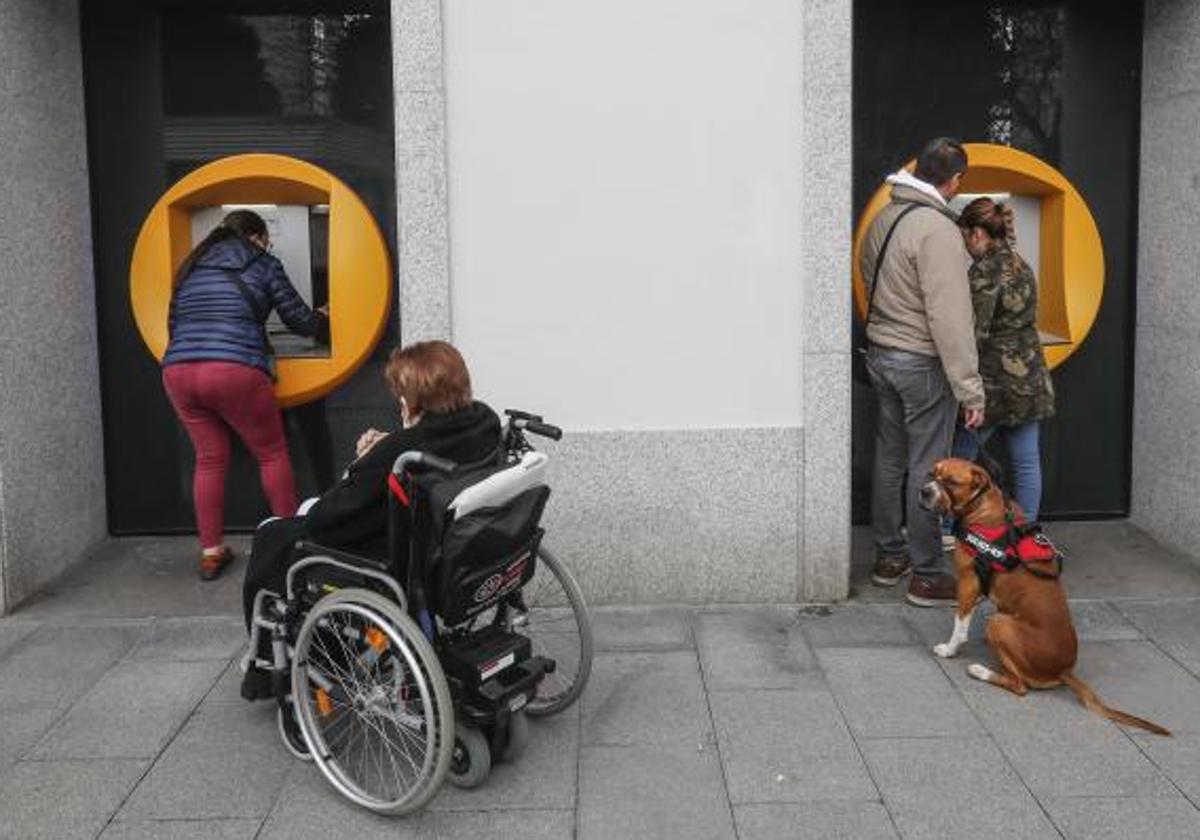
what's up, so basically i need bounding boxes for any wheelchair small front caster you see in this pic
[500,710,529,762]
[277,700,312,763]
[448,724,491,788]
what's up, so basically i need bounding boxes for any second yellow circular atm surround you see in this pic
[130,153,391,407]
[852,143,1104,370]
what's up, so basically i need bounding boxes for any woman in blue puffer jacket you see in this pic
[162,209,328,580]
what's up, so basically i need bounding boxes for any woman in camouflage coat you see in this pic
[954,197,1055,520]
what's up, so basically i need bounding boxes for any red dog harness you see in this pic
[952,506,1064,596]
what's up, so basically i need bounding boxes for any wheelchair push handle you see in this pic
[524,420,562,441]
[393,451,458,476]
[505,408,562,441]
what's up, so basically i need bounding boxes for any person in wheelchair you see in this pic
[240,340,500,699]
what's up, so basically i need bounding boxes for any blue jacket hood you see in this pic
[194,236,263,272]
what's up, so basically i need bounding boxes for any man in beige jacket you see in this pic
[860,137,985,606]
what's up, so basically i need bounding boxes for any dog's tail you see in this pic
[1061,673,1171,736]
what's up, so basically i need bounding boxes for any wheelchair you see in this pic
[245,410,593,814]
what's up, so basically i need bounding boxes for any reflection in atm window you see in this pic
[190,203,331,358]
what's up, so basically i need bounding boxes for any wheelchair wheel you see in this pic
[448,723,491,789]
[504,545,593,717]
[292,588,454,815]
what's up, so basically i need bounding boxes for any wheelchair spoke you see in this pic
[293,592,453,814]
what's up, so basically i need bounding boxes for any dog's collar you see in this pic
[951,482,990,518]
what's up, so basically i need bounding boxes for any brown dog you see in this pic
[920,457,1170,736]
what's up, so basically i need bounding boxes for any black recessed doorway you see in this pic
[852,0,1143,521]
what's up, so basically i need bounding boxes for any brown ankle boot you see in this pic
[199,546,234,581]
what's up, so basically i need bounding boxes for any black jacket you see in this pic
[304,401,501,557]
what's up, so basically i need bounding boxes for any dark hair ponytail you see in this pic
[958,197,1015,246]
[173,208,268,286]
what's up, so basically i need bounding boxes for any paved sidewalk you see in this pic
[1,522,1200,839]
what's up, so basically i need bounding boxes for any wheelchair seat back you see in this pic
[417,452,551,625]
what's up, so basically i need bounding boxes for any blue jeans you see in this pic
[951,421,1043,520]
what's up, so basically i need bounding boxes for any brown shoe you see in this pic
[905,573,957,607]
[199,546,234,581]
[871,553,912,587]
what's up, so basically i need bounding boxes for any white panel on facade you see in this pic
[443,0,804,431]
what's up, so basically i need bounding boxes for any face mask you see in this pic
[400,397,422,429]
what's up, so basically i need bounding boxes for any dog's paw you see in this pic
[933,642,958,659]
[967,663,996,682]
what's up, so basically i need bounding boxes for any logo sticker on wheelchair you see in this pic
[474,574,506,603]
[472,553,531,604]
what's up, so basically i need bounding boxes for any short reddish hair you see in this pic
[384,340,473,415]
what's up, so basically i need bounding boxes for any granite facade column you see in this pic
[1131,0,1200,563]
[800,0,853,600]
[392,0,453,342]
[0,0,106,612]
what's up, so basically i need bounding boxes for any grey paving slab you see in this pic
[1117,598,1200,679]
[0,621,146,715]
[1132,731,1200,804]
[1071,640,1200,734]
[733,801,898,840]
[887,795,1060,840]
[117,699,292,820]
[257,764,431,840]
[1043,792,1200,840]
[260,763,574,840]
[99,819,262,840]
[0,707,57,768]
[862,739,1060,838]
[578,743,735,840]
[17,537,246,621]
[430,705,578,811]
[0,620,38,662]
[710,689,876,803]
[30,659,224,759]
[797,603,917,648]
[1067,600,1146,641]
[0,758,148,840]
[695,608,820,691]
[1045,521,1200,600]
[859,736,1029,800]
[128,616,247,661]
[420,811,574,840]
[817,647,981,738]
[581,651,711,746]
[205,658,250,705]
[591,605,693,651]
[936,654,1177,798]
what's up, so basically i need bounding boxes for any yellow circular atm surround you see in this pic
[852,143,1104,370]
[130,153,391,407]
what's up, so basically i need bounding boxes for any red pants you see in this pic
[163,361,297,549]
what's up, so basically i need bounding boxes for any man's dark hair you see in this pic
[913,137,968,187]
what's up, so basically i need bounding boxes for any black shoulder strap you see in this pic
[864,202,925,331]
[214,255,267,322]
[221,257,275,353]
